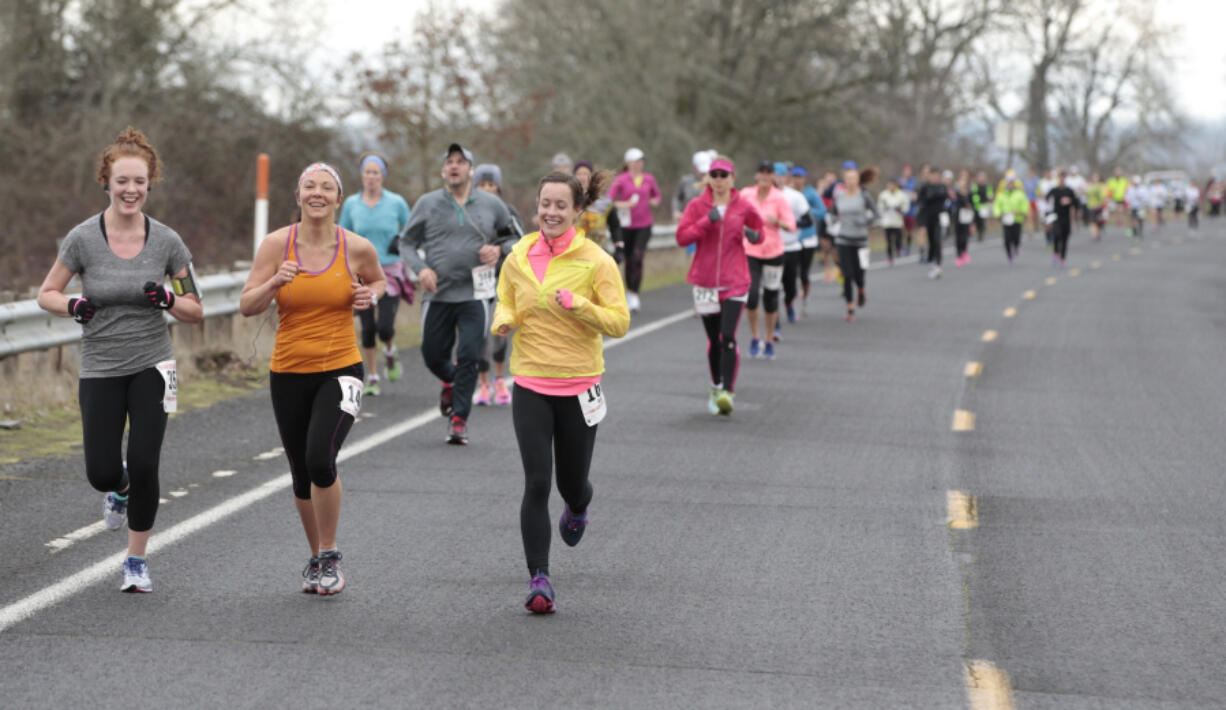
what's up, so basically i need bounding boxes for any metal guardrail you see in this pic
[0,225,682,358]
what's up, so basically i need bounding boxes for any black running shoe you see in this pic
[439,382,454,417]
[447,416,468,445]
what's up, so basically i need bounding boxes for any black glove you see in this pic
[67,297,97,324]
[708,208,721,223]
[797,214,814,229]
[743,227,761,244]
[143,281,175,309]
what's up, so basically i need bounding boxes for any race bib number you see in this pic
[858,247,871,270]
[762,264,784,291]
[337,375,363,418]
[978,207,991,219]
[471,264,496,300]
[938,212,950,228]
[616,207,632,226]
[579,383,607,427]
[1002,213,1015,226]
[692,286,721,315]
[801,236,819,248]
[156,360,178,414]
[1044,213,1057,225]
[958,208,974,225]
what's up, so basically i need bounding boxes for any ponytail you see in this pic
[539,169,612,211]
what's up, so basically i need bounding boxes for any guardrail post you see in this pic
[253,153,269,258]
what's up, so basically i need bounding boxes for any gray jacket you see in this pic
[400,188,516,302]
[831,190,879,246]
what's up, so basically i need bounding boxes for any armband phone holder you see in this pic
[170,264,200,298]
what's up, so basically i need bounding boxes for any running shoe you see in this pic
[386,349,402,382]
[749,339,762,359]
[121,556,151,593]
[474,382,492,407]
[364,376,380,397]
[764,341,776,360]
[715,389,734,415]
[103,491,128,530]
[772,326,782,343]
[447,416,468,445]
[525,571,556,614]
[626,292,641,312]
[786,304,797,323]
[493,378,512,406]
[928,266,942,279]
[439,382,454,417]
[708,387,721,415]
[559,504,588,547]
[857,288,866,308]
[317,550,344,595]
[845,311,855,323]
[302,556,321,593]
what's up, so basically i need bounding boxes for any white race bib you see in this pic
[762,264,784,291]
[958,208,974,225]
[617,207,632,226]
[155,360,178,414]
[938,212,950,228]
[1002,213,1016,226]
[979,206,992,219]
[337,375,363,418]
[1044,213,1057,225]
[579,383,607,427]
[471,264,496,300]
[857,247,871,270]
[801,236,819,248]
[828,221,842,237]
[693,286,721,315]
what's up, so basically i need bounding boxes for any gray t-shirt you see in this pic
[832,190,879,245]
[399,188,515,303]
[58,213,192,378]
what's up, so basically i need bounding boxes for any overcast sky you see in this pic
[323,0,1226,123]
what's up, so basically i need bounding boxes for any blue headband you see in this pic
[361,155,387,175]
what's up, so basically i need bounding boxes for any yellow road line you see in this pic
[1045,276,1057,286]
[1068,268,1081,277]
[965,660,1015,710]
[1112,253,1122,260]
[952,410,976,431]
[964,361,982,378]
[1022,290,1035,300]
[981,330,997,342]
[947,490,978,529]
[1003,307,1016,318]
[1090,261,1101,269]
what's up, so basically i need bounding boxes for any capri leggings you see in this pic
[702,297,745,392]
[270,363,362,500]
[513,384,597,576]
[79,367,168,532]
[747,255,783,313]
[799,245,816,289]
[478,298,508,373]
[782,250,804,307]
[836,244,865,304]
[358,295,399,349]
[621,226,652,293]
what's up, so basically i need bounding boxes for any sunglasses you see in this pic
[709,170,731,179]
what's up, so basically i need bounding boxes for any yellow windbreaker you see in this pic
[491,230,630,378]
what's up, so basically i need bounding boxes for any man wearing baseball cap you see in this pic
[400,142,519,445]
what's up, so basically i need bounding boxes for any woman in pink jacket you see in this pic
[676,157,764,416]
[738,161,796,360]
[608,147,661,313]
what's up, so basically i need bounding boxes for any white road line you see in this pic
[44,521,109,553]
[0,312,691,635]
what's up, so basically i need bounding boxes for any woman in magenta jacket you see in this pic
[676,157,764,416]
[609,148,661,312]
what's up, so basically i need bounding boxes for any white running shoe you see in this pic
[317,550,345,595]
[121,557,152,593]
[928,265,943,280]
[302,556,321,593]
[103,491,128,530]
[708,387,721,415]
[626,292,641,312]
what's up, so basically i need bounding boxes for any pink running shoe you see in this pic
[493,377,512,406]
[474,382,492,406]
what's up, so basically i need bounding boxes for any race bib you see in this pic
[693,286,721,315]
[828,221,841,237]
[762,264,784,291]
[616,207,632,226]
[978,207,991,219]
[938,212,950,228]
[857,247,870,270]
[471,264,496,300]
[337,376,363,418]
[579,383,607,427]
[801,236,819,248]
[1002,213,1015,226]
[1044,213,1057,225]
[155,360,178,414]
[958,208,974,225]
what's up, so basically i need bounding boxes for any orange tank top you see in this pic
[270,224,362,374]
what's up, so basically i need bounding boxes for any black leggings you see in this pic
[836,244,865,304]
[747,255,782,313]
[478,298,508,373]
[885,228,903,260]
[1052,222,1070,260]
[513,384,597,576]
[1003,224,1022,259]
[701,298,744,392]
[622,226,652,293]
[79,368,168,532]
[799,245,816,289]
[925,213,943,264]
[270,363,362,500]
[782,250,804,307]
[358,296,399,350]
[955,223,971,257]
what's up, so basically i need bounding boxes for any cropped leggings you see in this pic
[79,367,169,532]
[513,384,597,576]
[358,295,399,349]
[747,255,783,313]
[270,363,362,500]
[702,297,745,392]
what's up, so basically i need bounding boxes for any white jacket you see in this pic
[877,189,910,229]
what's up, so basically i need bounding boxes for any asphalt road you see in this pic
[2,219,1224,708]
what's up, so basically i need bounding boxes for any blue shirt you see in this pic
[900,176,917,216]
[339,190,411,265]
[1023,178,1039,201]
[801,186,826,240]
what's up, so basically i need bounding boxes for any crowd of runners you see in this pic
[36,127,1213,612]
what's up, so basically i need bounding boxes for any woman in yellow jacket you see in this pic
[492,169,630,614]
[993,176,1030,264]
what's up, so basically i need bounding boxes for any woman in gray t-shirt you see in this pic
[36,127,202,593]
[830,162,880,322]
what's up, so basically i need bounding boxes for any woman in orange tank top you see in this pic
[240,162,385,596]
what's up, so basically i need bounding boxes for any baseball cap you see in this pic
[773,162,789,176]
[842,160,858,171]
[552,152,574,170]
[756,160,773,173]
[790,165,807,177]
[624,147,644,163]
[709,158,735,174]
[443,143,473,164]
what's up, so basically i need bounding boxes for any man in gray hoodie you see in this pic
[400,143,517,445]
